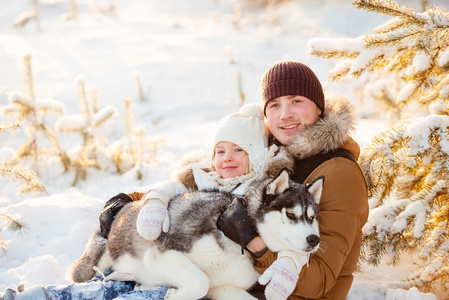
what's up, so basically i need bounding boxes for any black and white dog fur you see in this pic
[70,170,323,300]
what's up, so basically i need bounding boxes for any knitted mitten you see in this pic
[259,250,308,300]
[136,200,170,240]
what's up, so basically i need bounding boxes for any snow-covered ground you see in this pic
[0,0,445,299]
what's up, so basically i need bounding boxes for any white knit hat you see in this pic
[211,103,268,173]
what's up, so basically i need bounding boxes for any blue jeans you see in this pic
[1,268,237,299]
[45,281,168,300]
[44,268,169,300]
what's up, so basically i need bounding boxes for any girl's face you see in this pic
[214,141,250,179]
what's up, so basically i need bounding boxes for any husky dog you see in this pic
[70,170,323,300]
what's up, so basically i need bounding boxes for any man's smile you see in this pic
[280,123,300,131]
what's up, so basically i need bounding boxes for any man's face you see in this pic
[265,95,322,145]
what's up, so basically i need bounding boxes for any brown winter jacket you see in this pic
[253,95,369,299]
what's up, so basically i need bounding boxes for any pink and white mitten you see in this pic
[136,200,169,240]
[259,250,308,300]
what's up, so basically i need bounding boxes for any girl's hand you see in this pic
[136,199,170,240]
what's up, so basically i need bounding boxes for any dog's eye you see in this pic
[286,212,296,220]
[309,216,315,222]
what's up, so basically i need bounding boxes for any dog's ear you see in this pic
[266,169,290,195]
[306,175,324,205]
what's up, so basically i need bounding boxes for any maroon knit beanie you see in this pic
[261,61,325,115]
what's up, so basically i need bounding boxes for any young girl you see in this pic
[136,103,274,242]
[2,104,297,300]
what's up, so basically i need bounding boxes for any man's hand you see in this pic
[259,251,308,300]
[217,197,259,254]
[136,200,170,240]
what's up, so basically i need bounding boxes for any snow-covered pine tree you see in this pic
[308,0,449,292]
[54,76,118,186]
[1,54,70,175]
[0,119,46,252]
[108,97,141,175]
[107,97,163,180]
[0,119,46,195]
[0,211,23,253]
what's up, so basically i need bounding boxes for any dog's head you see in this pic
[246,170,323,254]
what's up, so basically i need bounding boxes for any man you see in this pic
[65,61,367,300]
[219,61,369,299]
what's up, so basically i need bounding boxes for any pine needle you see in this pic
[0,119,23,133]
[0,213,23,232]
[352,0,421,23]
[0,161,47,194]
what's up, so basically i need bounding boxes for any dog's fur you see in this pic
[70,170,323,300]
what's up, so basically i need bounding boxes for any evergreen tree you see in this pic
[2,54,70,174]
[0,119,46,253]
[308,0,449,292]
[54,76,118,186]
[0,120,46,195]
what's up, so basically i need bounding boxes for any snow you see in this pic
[397,82,419,103]
[7,91,65,113]
[413,52,431,73]
[0,0,444,299]
[307,36,364,55]
[438,49,449,66]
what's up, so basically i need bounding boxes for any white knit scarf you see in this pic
[207,169,256,193]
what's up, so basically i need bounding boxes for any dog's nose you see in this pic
[307,235,320,247]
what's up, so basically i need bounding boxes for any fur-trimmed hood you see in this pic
[284,93,356,160]
[171,147,295,190]
[171,150,211,190]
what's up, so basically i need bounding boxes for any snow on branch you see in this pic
[309,0,449,111]
[352,0,448,28]
[93,105,118,127]
[0,161,46,194]
[359,114,449,289]
[310,0,449,291]
[7,91,65,115]
[0,55,70,174]
[307,37,363,58]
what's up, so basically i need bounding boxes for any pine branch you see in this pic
[360,115,449,289]
[308,49,358,60]
[0,213,23,232]
[363,26,424,49]
[341,0,449,290]
[0,161,47,194]
[0,213,25,254]
[420,219,447,260]
[404,252,449,291]
[0,119,23,133]
[420,72,449,104]
[372,17,412,35]
[311,1,449,114]
[55,76,118,185]
[353,0,424,25]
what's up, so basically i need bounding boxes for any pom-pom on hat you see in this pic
[211,103,268,173]
[261,61,325,115]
